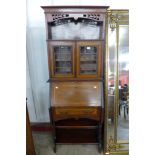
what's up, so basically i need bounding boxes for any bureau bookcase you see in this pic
[41,6,109,153]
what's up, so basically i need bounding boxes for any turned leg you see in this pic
[49,108,56,153]
[98,124,102,153]
[52,122,56,153]
[53,143,56,153]
[127,106,129,115]
[124,106,126,119]
[119,103,121,115]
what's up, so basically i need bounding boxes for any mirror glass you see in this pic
[107,26,117,139]
[117,25,129,141]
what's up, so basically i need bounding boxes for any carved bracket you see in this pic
[109,13,120,31]
[106,136,120,152]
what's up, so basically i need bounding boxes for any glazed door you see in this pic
[48,41,75,78]
[76,41,102,78]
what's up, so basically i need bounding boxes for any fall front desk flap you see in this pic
[51,82,102,107]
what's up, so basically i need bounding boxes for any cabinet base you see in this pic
[53,128,103,153]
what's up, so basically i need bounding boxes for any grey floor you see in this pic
[32,132,103,155]
[108,106,129,141]
[118,106,129,140]
[32,108,129,155]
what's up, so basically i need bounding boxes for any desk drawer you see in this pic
[52,107,101,121]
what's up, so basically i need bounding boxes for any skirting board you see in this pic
[31,123,53,132]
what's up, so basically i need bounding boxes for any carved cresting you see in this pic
[46,13,104,26]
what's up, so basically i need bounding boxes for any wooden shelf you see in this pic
[56,126,98,129]
[55,67,71,68]
[80,53,97,55]
[55,60,71,61]
[80,59,96,62]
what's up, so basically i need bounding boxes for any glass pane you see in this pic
[108,28,117,139]
[54,46,72,74]
[80,46,97,74]
[51,21,101,40]
[117,25,129,141]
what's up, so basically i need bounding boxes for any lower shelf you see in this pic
[55,128,99,143]
[55,118,98,126]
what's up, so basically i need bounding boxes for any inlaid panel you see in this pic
[53,107,100,121]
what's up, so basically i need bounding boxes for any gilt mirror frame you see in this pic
[104,9,129,155]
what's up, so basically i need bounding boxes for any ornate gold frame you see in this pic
[104,9,129,155]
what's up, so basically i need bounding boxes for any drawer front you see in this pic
[52,107,101,121]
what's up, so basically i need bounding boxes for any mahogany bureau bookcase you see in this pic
[41,6,109,153]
